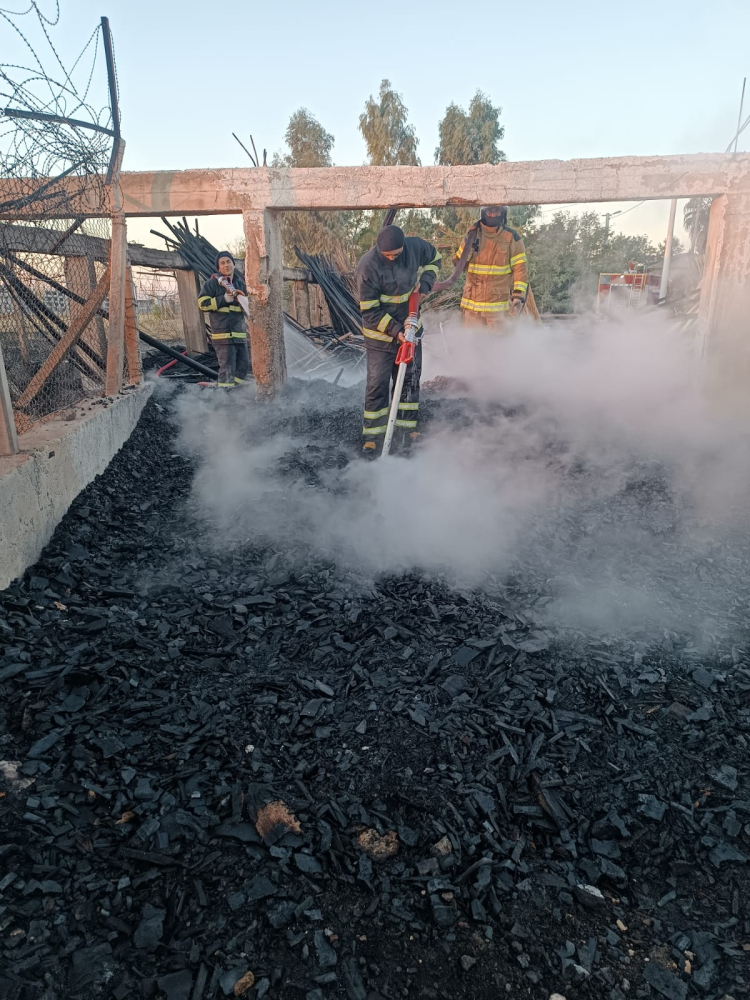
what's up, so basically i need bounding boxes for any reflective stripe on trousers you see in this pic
[213,339,250,387]
[362,344,422,445]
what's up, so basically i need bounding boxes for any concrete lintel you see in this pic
[3,153,750,220]
[118,153,750,215]
[0,384,153,589]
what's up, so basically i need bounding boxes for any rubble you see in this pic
[0,387,748,1000]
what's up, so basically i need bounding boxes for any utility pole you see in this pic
[658,198,677,306]
[601,209,622,244]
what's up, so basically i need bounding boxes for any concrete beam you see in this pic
[3,154,750,219]
[101,153,750,214]
[0,384,152,588]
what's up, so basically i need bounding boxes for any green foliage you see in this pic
[683,197,712,253]
[525,210,684,314]
[279,108,334,168]
[435,90,505,166]
[271,108,359,269]
[359,80,420,166]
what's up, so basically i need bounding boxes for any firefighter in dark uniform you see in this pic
[356,225,441,454]
[197,251,251,388]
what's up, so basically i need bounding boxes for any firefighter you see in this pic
[457,206,539,328]
[356,225,441,455]
[197,251,250,388]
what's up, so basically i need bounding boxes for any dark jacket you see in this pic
[356,237,442,352]
[197,273,248,339]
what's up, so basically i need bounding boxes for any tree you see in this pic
[278,108,334,168]
[683,197,712,253]
[523,211,682,314]
[435,90,505,166]
[270,109,356,269]
[359,80,420,166]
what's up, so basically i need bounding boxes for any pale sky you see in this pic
[3,0,749,250]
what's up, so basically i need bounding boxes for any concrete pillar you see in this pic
[242,209,286,395]
[105,211,127,395]
[698,193,750,412]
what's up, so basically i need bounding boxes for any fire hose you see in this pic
[215,274,250,319]
[382,290,421,458]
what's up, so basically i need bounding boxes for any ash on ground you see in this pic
[0,380,748,1000]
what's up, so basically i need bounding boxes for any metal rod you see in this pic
[658,198,677,305]
[0,161,83,213]
[1,107,116,137]
[0,340,19,456]
[232,133,257,166]
[250,135,260,168]
[136,331,218,379]
[101,16,122,185]
[48,217,85,255]
[734,77,747,155]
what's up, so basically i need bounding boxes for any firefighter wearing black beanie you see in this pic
[197,251,250,388]
[355,226,442,455]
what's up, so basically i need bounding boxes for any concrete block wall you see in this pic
[0,383,153,589]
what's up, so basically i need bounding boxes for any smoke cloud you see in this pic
[170,312,750,643]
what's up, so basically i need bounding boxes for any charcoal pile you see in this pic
[0,386,748,1000]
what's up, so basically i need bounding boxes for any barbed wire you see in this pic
[0,3,117,427]
[0,4,114,218]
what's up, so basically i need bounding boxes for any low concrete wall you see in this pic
[0,384,153,590]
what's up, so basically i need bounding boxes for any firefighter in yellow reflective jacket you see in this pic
[197,251,250,387]
[456,207,539,328]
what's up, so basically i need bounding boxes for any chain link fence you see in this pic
[0,218,113,430]
[0,5,122,439]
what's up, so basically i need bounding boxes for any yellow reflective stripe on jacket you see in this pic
[363,407,389,419]
[198,295,218,311]
[510,253,527,266]
[454,239,466,261]
[398,402,419,410]
[218,305,243,313]
[360,299,380,309]
[513,281,529,293]
[467,263,511,275]
[380,290,412,304]
[460,297,510,313]
[377,313,393,333]
[363,328,394,342]
[211,332,233,339]
[422,249,442,274]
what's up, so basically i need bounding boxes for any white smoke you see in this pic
[173,312,750,640]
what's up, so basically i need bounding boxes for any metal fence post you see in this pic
[0,340,19,455]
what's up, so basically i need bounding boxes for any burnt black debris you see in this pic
[0,386,748,1000]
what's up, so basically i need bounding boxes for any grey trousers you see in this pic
[213,338,250,387]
